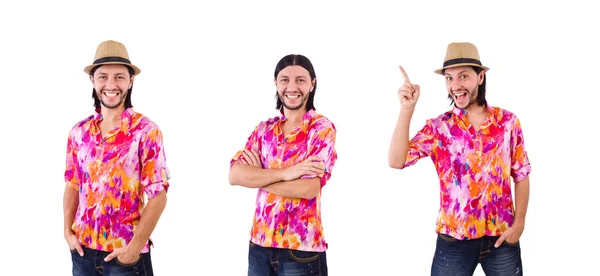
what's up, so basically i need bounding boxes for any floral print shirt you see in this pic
[404,105,531,240]
[65,108,170,253]
[231,109,337,252]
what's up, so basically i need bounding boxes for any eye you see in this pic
[460,75,467,80]
[298,79,305,83]
[98,76,106,80]
[446,76,452,81]
[279,79,288,83]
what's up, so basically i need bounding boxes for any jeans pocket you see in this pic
[288,250,320,262]
[116,255,141,267]
[438,233,458,242]
[504,240,519,247]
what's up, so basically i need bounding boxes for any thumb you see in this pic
[104,250,118,262]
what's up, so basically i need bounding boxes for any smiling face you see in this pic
[275,65,315,111]
[445,66,484,110]
[90,64,133,109]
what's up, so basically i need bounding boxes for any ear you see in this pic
[311,78,316,92]
[89,74,94,83]
[129,75,135,89]
[477,71,485,85]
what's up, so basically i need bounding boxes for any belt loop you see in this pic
[270,248,280,271]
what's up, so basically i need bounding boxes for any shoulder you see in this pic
[253,115,282,133]
[426,110,454,126]
[491,106,520,124]
[133,112,162,131]
[72,114,94,129]
[68,114,95,137]
[310,112,336,132]
[437,110,454,121]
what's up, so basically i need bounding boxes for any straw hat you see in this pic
[434,42,488,75]
[84,40,141,75]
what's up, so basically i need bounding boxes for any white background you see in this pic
[0,0,598,275]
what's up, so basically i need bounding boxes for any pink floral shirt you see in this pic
[231,109,337,252]
[404,105,531,240]
[64,108,170,253]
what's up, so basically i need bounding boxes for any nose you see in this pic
[286,81,298,92]
[106,77,119,90]
[449,78,462,92]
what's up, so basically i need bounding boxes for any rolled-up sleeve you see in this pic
[139,127,170,199]
[302,125,337,187]
[403,120,435,168]
[510,118,531,182]
[230,123,262,167]
[64,130,81,191]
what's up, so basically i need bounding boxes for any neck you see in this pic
[283,108,307,124]
[464,103,487,115]
[101,105,126,124]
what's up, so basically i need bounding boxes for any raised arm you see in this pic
[389,66,421,169]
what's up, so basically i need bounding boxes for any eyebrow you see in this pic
[96,72,127,76]
[445,70,469,76]
[278,75,308,79]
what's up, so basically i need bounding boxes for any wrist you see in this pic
[400,108,415,116]
[512,219,525,229]
[278,168,290,181]
[64,229,75,238]
[127,237,145,254]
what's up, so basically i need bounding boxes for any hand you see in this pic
[104,245,141,265]
[283,156,325,181]
[397,66,420,110]
[65,231,84,256]
[494,224,524,248]
[240,148,262,168]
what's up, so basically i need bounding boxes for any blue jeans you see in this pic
[431,233,523,276]
[71,245,153,276]
[248,241,328,276]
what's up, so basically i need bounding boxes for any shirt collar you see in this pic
[280,109,317,123]
[452,104,498,126]
[93,107,135,124]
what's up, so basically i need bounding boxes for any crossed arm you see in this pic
[229,148,325,200]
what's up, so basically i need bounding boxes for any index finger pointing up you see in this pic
[399,66,411,84]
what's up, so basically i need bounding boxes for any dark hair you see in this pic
[90,65,135,109]
[447,66,487,107]
[274,54,316,112]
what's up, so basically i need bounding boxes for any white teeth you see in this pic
[286,94,299,99]
[104,92,118,97]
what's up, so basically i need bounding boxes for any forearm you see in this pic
[262,178,321,200]
[63,184,79,237]
[388,109,414,169]
[128,190,167,253]
[229,162,286,188]
[513,176,530,227]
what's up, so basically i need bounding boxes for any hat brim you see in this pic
[84,62,141,76]
[434,63,489,75]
